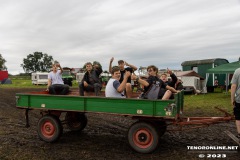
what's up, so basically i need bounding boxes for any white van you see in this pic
[31,72,48,85]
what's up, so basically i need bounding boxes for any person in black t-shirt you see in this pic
[109,57,137,98]
[132,65,179,100]
[159,68,178,99]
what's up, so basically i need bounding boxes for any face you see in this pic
[112,70,121,80]
[86,64,93,71]
[147,68,157,76]
[160,74,167,82]
[118,62,125,70]
[52,64,58,72]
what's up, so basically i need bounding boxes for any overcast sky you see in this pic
[1,0,240,75]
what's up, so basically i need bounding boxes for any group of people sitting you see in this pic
[46,58,183,100]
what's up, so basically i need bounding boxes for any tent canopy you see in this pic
[175,70,205,80]
[207,61,240,74]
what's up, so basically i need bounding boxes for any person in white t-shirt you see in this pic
[105,66,131,98]
[47,63,69,95]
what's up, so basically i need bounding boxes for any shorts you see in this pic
[233,102,240,120]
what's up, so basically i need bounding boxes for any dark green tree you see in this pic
[21,52,54,73]
[0,54,7,70]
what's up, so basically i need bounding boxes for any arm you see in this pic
[167,68,177,87]
[47,79,51,91]
[117,71,131,92]
[231,84,237,106]
[166,85,178,93]
[95,64,103,76]
[132,74,149,87]
[109,57,114,73]
[56,63,63,73]
[125,61,137,71]
[82,73,89,87]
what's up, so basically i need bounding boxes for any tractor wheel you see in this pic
[65,112,87,131]
[128,121,159,153]
[37,115,63,142]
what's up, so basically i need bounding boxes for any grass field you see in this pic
[183,91,232,117]
[0,77,232,117]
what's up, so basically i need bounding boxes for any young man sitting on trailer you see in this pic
[132,65,179,100]
[159,68,178,99]
[47,63,69,95]
[105,66,131,98]
[79,62,103,96]
[109,57,137,98]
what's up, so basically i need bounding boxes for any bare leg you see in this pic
[162,90,172,100]
[125,83,132,98]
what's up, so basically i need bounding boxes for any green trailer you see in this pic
[15,90,232,153]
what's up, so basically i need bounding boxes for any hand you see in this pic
[83,81,88,87]
[232,100,235,106]
[125,71,131,78]
[46,88,49,92]
[125,61,129,66]
[132,74,137,80]
[167,68,172,75]
[110,57,114,63]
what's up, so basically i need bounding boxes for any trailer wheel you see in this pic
[37,115,63,142]
[128,121,159,153]
[65,112,87,131]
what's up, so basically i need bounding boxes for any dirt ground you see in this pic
[0,88,239,160]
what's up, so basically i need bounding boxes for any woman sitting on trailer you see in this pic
[132,65,178,100]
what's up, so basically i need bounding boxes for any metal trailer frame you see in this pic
[15,90,234,153]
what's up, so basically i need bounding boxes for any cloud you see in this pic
[0,0,240,74]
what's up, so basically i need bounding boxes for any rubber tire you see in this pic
[37,115,63,143]
[65,112,87,131]
[128,121,159,154]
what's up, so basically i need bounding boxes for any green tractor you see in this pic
[62,67,73,86]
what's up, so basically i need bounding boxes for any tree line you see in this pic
[0,52,54,73]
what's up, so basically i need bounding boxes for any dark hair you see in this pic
[118,60,124,64]
[85,62,92,66]
[147,65,158,74]
[111,66,120,74]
